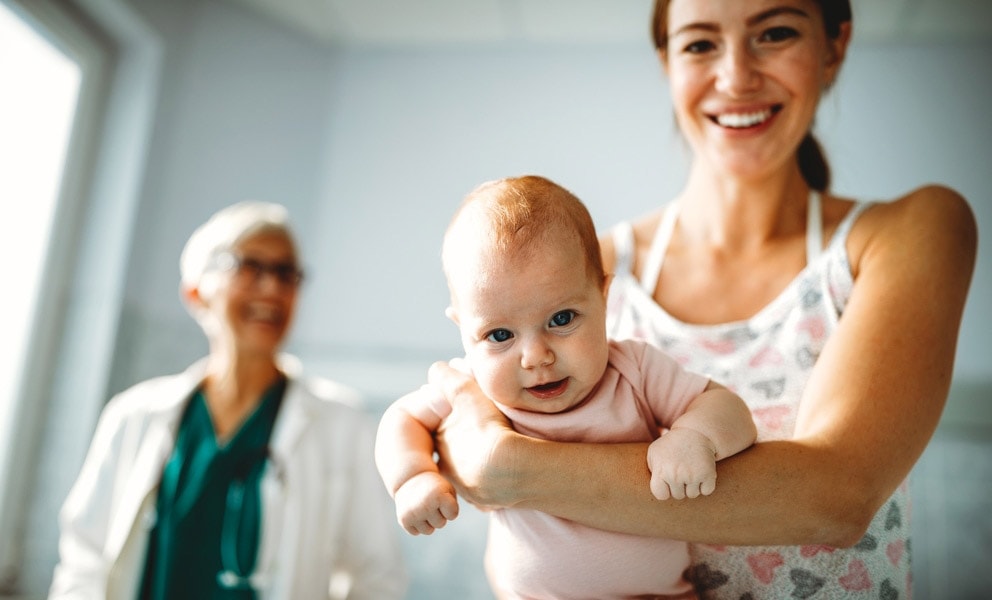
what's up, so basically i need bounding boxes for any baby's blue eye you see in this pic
[549,311,575,327]
[487,329,513,343]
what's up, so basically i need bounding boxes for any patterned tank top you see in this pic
[606,193,912,599]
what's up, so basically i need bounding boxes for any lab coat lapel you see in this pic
[104,365,204,562]
[103,406,179,561]
[255,377,312,595]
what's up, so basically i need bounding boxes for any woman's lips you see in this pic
[527,378,569,399]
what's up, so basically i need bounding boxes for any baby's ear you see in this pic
[444,305,460,325]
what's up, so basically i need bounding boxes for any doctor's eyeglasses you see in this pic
[214,252,305,288]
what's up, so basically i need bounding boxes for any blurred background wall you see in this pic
[2,0,989,597]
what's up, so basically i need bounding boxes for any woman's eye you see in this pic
[486,329,513,343]
[239,258,264,277]
[759,26,799,43]
[681,39,716,54]
[549,311,575,328]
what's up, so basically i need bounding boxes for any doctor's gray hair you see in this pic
[179,201,297,289]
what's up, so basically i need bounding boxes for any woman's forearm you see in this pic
[501,435,879,547]
[432,360,885,548]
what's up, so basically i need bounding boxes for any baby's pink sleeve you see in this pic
[616,339,710,427]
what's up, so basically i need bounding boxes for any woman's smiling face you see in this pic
[661,0,848,181]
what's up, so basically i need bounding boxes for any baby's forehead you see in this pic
[448,238,590,299]
[449,231,561,274]
[444,205,591,280]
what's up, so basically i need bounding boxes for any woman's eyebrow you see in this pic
[670,21,718,39]
[670,6,811,39]
[747,6,812,27]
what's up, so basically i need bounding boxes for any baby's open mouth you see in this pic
[527,378,568,399]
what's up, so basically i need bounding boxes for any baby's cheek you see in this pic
[474,371,502,402]
[474,363,513,405]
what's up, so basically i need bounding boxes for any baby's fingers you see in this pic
[425,508,451,531]
[404,506,451,536]
[700,474,717,496]
[406,521,435,536]
[401,513,439,536]
[439,493,460,521]
[684,481,702,499]
[650,476,673,500]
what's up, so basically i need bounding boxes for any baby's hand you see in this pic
[647,428,718,500]
[394,471,460,535]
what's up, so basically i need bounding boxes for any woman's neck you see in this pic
[677,162,810,252]
[202,350,281,412]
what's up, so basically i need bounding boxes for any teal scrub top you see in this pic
[138,377,286,600]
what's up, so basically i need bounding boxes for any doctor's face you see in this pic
[199,231,302,359]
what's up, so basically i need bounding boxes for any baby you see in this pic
[375,175,756,599]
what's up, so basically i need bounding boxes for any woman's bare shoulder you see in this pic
[844,184,977,278]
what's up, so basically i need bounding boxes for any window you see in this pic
[0,0,99,586]
[0,1,82,462]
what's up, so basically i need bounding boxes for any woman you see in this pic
[428,0,977,597]
[50,202,407,599]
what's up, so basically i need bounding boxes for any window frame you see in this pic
[0,0,112,586]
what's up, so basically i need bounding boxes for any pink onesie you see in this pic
[484,338,709,599]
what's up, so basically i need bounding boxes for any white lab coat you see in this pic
[49,355,407,600]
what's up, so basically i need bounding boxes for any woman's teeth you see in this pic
[716,109,773,128]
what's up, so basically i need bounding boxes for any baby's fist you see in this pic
[647,428,718,500]
[395,471,460,535]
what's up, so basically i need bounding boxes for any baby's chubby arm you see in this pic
[648,381,756,500]
[375,384,459,535]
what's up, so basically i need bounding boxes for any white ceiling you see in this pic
[222,0,992,47]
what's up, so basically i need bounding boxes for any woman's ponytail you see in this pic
[797,132,830,192]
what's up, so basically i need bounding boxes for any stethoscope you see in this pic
[216,447,283,592]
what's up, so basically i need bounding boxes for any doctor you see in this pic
[50,201,407,600]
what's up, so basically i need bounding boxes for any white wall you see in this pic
[823,42,992,383]
[15,0,992,595]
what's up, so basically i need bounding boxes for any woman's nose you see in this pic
[715,43,761,97]
[520,337,554,369]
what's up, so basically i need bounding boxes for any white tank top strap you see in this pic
[609,221,636,276]
[806,190,823,263]
[639,203,679,292]
[829,198,873,248]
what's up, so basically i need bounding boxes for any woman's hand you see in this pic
[430,360,518,510]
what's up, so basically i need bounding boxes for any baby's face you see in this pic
[448,237,610,414]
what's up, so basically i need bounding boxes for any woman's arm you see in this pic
[435,186,977,547]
